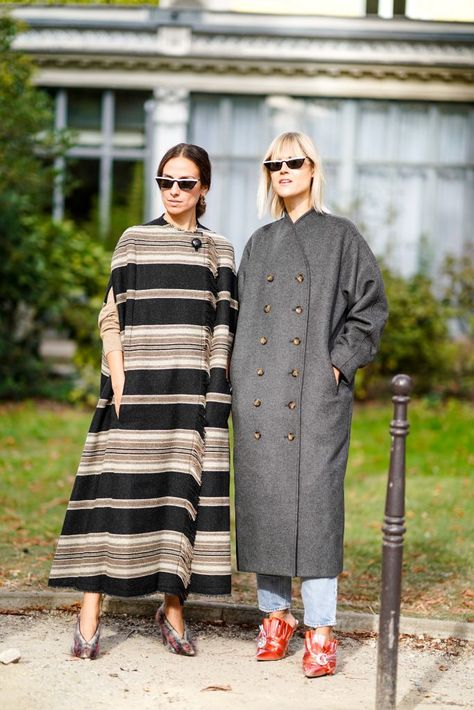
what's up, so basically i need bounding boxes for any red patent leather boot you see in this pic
[256,616,297,661]
[302,631,337,677]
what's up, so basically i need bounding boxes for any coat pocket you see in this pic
[113,372,129,422]
[327,359,340,396]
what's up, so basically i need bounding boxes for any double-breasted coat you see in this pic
[231,209,388,579]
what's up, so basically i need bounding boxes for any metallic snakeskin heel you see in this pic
[155,604,196,656]
[72,617,101,659]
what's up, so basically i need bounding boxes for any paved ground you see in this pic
[1,611,473,710]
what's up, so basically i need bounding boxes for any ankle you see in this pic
[309,627,334,643]
[164,596,184,617]
[269,610,297,628]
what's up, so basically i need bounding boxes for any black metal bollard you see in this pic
[375,374,412,710]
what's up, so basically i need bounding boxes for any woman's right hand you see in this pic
[106,350,125,417]
[112,374,125,416]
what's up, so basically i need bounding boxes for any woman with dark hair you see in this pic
[49,143,237,658]
[231,131,387,677]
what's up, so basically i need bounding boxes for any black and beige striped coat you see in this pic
[49,217,237,599]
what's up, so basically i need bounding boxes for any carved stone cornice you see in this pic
[10,5,474,97]
[14,27,474,69]
[29,52,474,87]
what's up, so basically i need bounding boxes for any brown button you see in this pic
[296,273,304,283]
[266,274,274,282]
[288,401,296,410]
[263,304,271,314]
[260,336,268,345]
[292,337,301,346]
[291,368,300,377]
[287,432,295,441]
[253,399,262,407]
[257,368,265,376]
[295,305,303,315]
[254,431,262,440]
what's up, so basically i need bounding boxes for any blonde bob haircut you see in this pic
[257,131,326,219]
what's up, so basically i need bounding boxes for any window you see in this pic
[68,90,102,145]
[64,158,100,227]
[190,94,474,276]
[114,91,149,148]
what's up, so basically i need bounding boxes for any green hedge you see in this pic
[355,251,474,399]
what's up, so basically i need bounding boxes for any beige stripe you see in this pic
[206,393,231,404]
[201,458,230,472]
[100,391,230,407]
[203,428,231,443]
[196,497,229,507]
[116,288,216,304]
[217,291,239,310]
[53,530,188,547]
[113,252,220,270]
[123,324,211,338]
[122,356,209,370]
[85,429,200,444]
[78,460,204,479]
[119,394,206,406]
[67,497,198,518]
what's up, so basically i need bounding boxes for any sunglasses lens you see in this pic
[156,177,173,190]
[178,180,198,191]
[286,158,306,169]
[264,161,282,172]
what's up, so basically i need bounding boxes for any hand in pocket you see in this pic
[332,366,340,385]
[112,375,125,417]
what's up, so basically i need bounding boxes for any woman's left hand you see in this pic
[332,366,340,384]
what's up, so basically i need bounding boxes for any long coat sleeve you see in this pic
[231,209,387,578]
[330,232,387,384]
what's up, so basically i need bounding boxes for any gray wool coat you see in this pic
[230,209,388,578]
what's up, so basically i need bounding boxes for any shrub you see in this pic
[0,16,110,400]
[356,254,474,399]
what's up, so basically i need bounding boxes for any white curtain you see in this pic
[189,94,474,274]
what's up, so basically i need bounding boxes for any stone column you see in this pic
[99,90,114,238]
[52,89,67,222]
[144,88,190,221]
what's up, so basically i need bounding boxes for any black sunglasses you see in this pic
[155,176,200,191]
[263,157,307,172]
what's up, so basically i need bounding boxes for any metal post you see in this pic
[375,374,412,710]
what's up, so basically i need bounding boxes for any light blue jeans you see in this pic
[257,574,337,628]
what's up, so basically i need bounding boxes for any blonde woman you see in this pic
[231,132,388,677]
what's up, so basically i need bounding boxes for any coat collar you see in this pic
[145,214,209,231]
[284,208,317,227]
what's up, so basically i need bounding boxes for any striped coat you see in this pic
[49,217,238,599]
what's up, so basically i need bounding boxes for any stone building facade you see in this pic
[12,1,474,272]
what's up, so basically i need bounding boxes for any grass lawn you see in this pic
[0,398,472,621]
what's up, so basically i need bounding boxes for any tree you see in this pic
[0,15,109,398]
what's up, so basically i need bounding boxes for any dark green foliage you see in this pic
[356,255,474,399]
[0,16,109,399]
[441,246,474,337]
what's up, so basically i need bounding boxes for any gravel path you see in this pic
[1,611,473,710]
